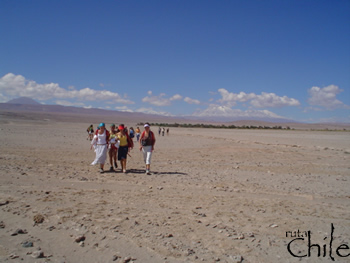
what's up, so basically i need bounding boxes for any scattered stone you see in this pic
[269,224,278,228]
[192,210,207,217]
[75,235,86,243]
[233,234,245,240]
[33,214,45,224]
[22,241,34,247]
[229,255,243,263]
[247,232,255,237]
[31,250,44,258]
[0,200,9,206]
[11,229,27,236]
[79,241,85,247]
[9,254,19,259]
[157,186,163,190]
[0,221,5,228]
[123,256,132,263]
[47,226,56,231]
[112,255,120,261]
[165,233,173,238]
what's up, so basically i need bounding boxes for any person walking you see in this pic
[129,127,135,140]
[91,123,110,173]
[139,123,156,175]
[135,127,141,142]
[108,124,119,171]
[86,124,94,141]
[117,124,133,173]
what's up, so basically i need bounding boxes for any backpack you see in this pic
[129,129,134,138]
[141,131,155,146]
[126,133,134,148]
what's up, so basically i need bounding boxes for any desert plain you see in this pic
[0,111,349,263]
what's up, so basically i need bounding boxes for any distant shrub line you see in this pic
[137,122,292,130]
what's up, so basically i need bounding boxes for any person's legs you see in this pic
[113,148,118,168]
[101,145,108,173]
[143,146,152,174]
[100,161,105,173]
[122,159,127,173]
[108,149,114,171]
[117,146,128,173]
[146,151,152,174]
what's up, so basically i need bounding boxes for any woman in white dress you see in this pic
[91,123,110,173]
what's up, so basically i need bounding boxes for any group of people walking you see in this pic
[158,127,169,136]
[90,123,156,175]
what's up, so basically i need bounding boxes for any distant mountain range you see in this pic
[1,97,293,123]
[1,97,186,124]
[6,97,41,105]
[1,97,349,129]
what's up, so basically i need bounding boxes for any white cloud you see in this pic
[170,94,182,101]
[0,73,134,105]
[308,85,349,110]
[193,104,284,119]
[184,97,201,105]
[250,92,300,108]
[136,107,174,116]
[217,88,300,108]
[142,91,182,106]
[115,106,133,112]
[55,100,85,107]
[218,89,256,106]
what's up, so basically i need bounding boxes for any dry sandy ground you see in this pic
[0,116,349,263]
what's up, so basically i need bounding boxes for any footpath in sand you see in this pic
[0,119,349,263]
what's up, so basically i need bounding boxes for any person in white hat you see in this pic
[139,122,156,175]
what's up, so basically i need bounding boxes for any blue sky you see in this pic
[1,0,349,123]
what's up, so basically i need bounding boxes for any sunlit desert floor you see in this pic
[0,116,349,263]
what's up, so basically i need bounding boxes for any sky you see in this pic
[1,0,349,123]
